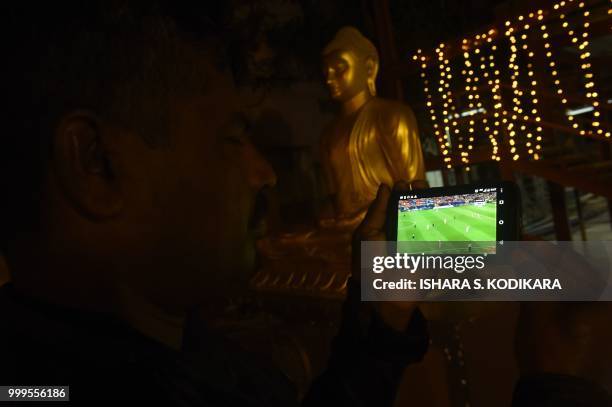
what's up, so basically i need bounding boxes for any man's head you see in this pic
[0,2,276,312]
[321,26,379,103]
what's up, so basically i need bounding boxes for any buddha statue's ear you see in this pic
[365,57,378,96]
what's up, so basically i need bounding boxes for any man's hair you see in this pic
[0,1,228,252]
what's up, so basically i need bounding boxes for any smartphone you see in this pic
[386,181,521,254]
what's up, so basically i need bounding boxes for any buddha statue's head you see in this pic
[322,26,379,103]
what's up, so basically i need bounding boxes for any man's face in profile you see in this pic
[119,66,276,308]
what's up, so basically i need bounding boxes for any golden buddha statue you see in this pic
[255,26,426,284]
[318,26,426,229]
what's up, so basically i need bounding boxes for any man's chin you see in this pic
[228,242,257,287]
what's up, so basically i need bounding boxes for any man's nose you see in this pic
[248,147,277,190]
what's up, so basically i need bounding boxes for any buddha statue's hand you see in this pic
[351,181,417,332]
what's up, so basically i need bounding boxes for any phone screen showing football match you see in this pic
[396,188,498,254]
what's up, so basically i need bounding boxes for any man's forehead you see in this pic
[182,62,238,109]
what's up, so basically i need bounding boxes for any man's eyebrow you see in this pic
[233,112,252,132]
[221,112,252,138]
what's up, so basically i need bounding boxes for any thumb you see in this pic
[355,183,391,240]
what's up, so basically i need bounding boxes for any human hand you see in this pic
[351,181,418,332]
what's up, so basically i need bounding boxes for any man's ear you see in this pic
[51,111,123,221]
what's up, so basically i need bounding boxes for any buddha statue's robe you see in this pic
[320,97,425,219]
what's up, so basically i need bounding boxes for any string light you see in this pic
[472,35,502,161]
[488,45,503,162]
[506,29,521,161]
[414,49,453,168]
[461,44,483,169]
[437,44,463,169]
[558,3,607,136]
[515,30,542,159]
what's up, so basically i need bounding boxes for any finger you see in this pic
[410,179,429,190]
[357,183,391,238]
[394,180,412,192]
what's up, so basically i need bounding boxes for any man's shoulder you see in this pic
[0,284,140,380]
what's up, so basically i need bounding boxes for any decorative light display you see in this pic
[514,26,543,159]
[413,0,610,171]
[557,2,608,137]
[463,31,502,162]
[460,44,479,169]
[414,49,453,168]
[485,43,503,162]
[506,30,521,161]
[437,43,466,169]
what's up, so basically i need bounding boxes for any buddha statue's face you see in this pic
[322,49,370,103]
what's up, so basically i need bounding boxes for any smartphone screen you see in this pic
[387,182,520,254]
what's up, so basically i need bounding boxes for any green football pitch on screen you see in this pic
[397,201,497,253]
